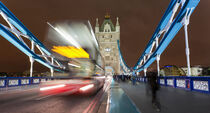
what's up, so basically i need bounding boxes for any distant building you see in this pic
[94,14,121,75]
[160,65,186,76]
[181,66,203,76]
[202,67,210,75]
[0,72,8,77]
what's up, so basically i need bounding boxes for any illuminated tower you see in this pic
[95,14,120,75]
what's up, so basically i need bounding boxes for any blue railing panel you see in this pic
[133,76,210,94]
[0,77,56,88]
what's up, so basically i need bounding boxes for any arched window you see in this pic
[104,23,111,32]
[105,48,111,52]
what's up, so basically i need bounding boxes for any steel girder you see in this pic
[0,2,64,71]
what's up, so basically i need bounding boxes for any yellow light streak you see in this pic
[52,46,89,58]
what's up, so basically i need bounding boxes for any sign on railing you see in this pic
[176,79,186,88]
[8,79,19,86]
[0,79,5,87]
[21,79,30,85]
[193,80,209,91]
[0,77,54,88]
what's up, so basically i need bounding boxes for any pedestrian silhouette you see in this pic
[147,71,161,112]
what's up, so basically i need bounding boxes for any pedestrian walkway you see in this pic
[109,80,140,113]
[119,81,210,113]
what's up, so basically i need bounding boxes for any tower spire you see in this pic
[95,18,99,33]
[96,18,99,27]
[116,17,119,26]
[115,17,120,32]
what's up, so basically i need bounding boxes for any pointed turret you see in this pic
[116,17,119,26]
[116,17,120,32]
[95,18,99,33]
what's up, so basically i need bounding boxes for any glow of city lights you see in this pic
[40,84,66,91]
[79,84,94,91]
[51,46,89,58]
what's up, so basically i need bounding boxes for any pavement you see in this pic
[118,81,210,113]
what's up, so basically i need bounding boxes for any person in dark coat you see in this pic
[147,71,160,111]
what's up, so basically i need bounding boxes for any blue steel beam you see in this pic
[0,24,56,70]
[0,2,63,71]
[136,0,200,72]
[133,0,181,69]
[0,2,51,56]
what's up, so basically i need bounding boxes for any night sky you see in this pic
[0,0,209,72]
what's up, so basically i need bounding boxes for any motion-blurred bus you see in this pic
[40,21,105,95]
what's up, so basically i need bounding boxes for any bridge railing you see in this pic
[0,77,55,88]
[135,76,210,94]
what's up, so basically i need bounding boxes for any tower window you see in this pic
[105,48,111,52]
[105,56,110,60]
[104,23,111,32]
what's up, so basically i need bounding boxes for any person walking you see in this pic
[147,71,161,112]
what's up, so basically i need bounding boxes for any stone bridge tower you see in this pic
[95,14,121,75]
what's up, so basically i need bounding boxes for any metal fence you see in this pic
[135,76,210,94]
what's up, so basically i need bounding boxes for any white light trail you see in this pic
[47,22,81,48]
[68,63,81,68]
[79,84,94,91]
[40,84,66,91]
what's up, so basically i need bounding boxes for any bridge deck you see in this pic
[118,81,210,113]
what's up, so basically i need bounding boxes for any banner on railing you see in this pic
[8,79,19,86]
[0,77,55,88]
[193,80,209,91]
[0,79,5,87]
[21,79,30,85]
[176,79,186,88]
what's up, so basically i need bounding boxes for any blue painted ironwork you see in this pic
[134,76,210,94]
[0,2,50,55]
[0,2,64,72]
[134,0,181,69]
[133,0,200,73]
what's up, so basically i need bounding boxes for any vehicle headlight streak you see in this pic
[79,84,94,91]
[40,84,66,91]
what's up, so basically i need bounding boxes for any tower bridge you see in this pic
[1,0,210,113]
